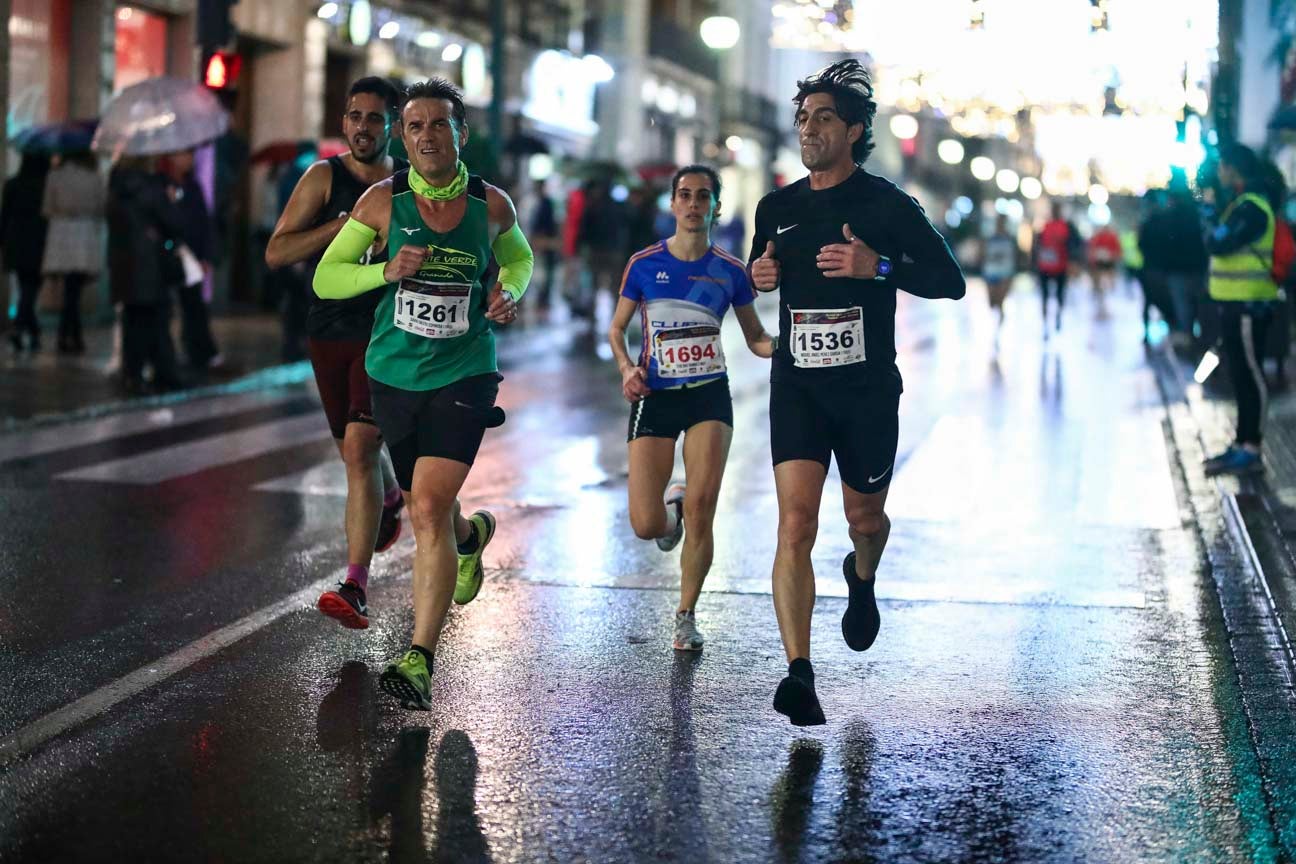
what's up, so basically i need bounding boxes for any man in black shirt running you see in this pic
[748,60,965,726]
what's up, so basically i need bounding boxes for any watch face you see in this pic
[877,258,892,276]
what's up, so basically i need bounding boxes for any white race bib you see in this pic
[654,325,725,378]
[394,279,471,339]
[790,307,865,368]
[646,299,726,379]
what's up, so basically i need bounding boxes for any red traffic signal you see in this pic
[204,51,242,90]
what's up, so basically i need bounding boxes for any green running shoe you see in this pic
[379,650,432,710]
[454,510,496,605]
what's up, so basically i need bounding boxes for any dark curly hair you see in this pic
[793,59,877,166]
[402,77,466,130]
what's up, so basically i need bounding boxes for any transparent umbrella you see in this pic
[91,77,229,156]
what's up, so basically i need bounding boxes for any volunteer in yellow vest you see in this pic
[1204,143,1277,477]
[313,78,534,709]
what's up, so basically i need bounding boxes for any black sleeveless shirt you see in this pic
[306,154,407,341]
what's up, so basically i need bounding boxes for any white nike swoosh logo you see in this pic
[868,464,893,484]
[400,227,421,235]
[776,224,798,235]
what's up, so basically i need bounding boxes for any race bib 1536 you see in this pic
[790,306,865,368]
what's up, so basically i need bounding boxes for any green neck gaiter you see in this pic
[409,160,468,201]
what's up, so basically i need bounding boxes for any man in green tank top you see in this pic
[314,78,534,709]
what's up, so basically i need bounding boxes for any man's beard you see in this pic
[351,139,384,164]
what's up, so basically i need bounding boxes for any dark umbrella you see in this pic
[11,119,98,155]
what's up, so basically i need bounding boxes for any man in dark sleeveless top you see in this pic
[265,77,407,631]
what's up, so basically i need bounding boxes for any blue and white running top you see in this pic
[619,241,755,391]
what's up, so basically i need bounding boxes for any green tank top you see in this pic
[366,170,496,391]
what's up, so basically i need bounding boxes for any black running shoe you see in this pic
[375,495,405,553]
[318,580,369,629]
[841,552,880,652]
[773,675,826,727]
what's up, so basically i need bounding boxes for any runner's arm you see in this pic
[733,303,774,358]
[486,185,534,302]
[1207,200,1270,255]
[265,162,345,269]
[889,192,966,300]
[608,295,642,375]
[312,183,393,300]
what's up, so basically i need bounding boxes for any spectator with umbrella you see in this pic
[93,76,229,392]
[0,152,51,352]
[40,150,104,354]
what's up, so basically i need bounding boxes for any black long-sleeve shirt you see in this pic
[748,169,965,389]
[1208,194,1270,256]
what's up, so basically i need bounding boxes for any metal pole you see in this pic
[489,0,505,156]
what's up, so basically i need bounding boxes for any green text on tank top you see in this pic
[366,174,496,391]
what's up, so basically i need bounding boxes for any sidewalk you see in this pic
[0,311,300,430]
[1152,337,1296,854]
[0,301,595,431]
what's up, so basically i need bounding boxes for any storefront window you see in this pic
[114,6,168,93]
[9,0,71,134]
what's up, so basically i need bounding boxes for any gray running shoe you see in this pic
[656,483,686,552]
[673,610,704,651]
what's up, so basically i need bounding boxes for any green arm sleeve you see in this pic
[312,218,389,299]
[492,221,534,302]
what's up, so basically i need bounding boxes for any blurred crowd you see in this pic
[0,146,220,393]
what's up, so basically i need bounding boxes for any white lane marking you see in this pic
[254,462,348,496]
[0,538,411,766]
[56,414,328,484]
[0,391,304,465]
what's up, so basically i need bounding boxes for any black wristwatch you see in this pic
[874,255,892,281]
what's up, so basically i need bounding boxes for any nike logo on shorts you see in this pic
[868,464,893,485]
[776,224,798,235]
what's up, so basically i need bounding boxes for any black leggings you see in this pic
[1220,303,1272,446]
[1039,272,1067,321]
[58,272,89,349]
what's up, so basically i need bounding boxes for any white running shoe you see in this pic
[673,610,704,651]
[656,483,686,552]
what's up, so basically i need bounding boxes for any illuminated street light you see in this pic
[378,21,399,39]
[416,30,442,48]
[317,2,338,18]
[441,42,463,62]
[700,16,741,50]
[970,156,995,181]
[937,139,965,164]
[995,169,1019,194]
[725,135,744,152]
[1088,184,1109,206]
[889,114,919,141]
[1020,177,1043,200]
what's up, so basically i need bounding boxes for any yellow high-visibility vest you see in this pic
[1209,192,1277,302]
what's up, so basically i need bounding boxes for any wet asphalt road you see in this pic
[0,281,1281,862]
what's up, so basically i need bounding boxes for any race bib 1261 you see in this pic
[394,279,471,339]
[790,306,865,368]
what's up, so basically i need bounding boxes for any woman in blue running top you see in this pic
[608,164,774,652]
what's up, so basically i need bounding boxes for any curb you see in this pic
[1152,346,1296,857]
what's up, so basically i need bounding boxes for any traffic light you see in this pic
[203,51,242,90]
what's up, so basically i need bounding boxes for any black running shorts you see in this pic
[370,372,503,489]
[769,376,899,494]
[627,377,733,442]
